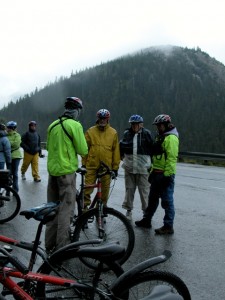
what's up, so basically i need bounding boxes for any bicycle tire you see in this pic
[72,207,135,268]
[36,254,124,299]
[111,270,191,300]
[0,186,21,224]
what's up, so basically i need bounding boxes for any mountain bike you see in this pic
[70,161,135,268]
[0,170,21,224]
[0,244,191,299]
[0,202,125,298]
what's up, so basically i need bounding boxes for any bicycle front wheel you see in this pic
[0,186,21,224]
[73,207,135,267]
[112,270,191,300]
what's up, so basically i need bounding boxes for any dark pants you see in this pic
[144,172,175,227]
[11,158,21,192]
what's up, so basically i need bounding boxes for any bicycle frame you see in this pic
[0,267,91,300]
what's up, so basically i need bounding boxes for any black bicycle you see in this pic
[70,161,135,269]
[0,170,21,224]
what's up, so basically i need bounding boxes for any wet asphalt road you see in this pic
[1,150,225,300]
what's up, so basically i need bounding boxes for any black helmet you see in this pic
[152,114,171,125]
[65,97,83,109]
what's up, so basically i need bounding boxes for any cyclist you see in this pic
[135,114,179,234]
[45,96,88,252]
[120,114,153,220]
[82,109,120,208]
[0,124,11,171]
[20,121,43,182]
[6,121,22,193]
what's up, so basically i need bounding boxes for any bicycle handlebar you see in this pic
[0,247,29,274]
[76,161,117,179]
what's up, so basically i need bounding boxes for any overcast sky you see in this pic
[0,0,225,109]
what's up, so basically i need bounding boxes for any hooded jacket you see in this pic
[82,123,120,170]
[47,117,88,176]
[7,131,22,159]
[152,127,179,176]
[0,130,11,164]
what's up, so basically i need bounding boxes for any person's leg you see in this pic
[158,175,175,230]
[31,153,41,181]
[45,175,59,251]
[11,158,21,192]
[135,173,162,228]
[137,174,150,212]
[56,173,76,249]
[84,169,97,208]
[21,152,32,177]
[122,171,136,211]
[101,173,111,205]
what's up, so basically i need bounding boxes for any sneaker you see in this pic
[155,226,174,235]
[135,218,152,228]
[34,178,41,182]
[21,173,26,180]
[126,210,132,221]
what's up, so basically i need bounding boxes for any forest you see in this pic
[1,45,225,153]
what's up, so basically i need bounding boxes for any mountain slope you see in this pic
[1,45,225,153]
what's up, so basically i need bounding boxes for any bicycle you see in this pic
[0,242,191,299]
[0,202,125,297]
[70,161,135,268]
[0,170,21,224]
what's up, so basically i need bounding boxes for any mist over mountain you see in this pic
[1,45,225,153]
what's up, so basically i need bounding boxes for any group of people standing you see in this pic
[44,96,179,252]
[0,120,43,194]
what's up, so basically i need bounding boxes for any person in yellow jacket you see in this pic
[82,109,120,207]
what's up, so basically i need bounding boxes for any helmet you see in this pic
[0,123,6,130]
[6,121,17,129]
[65,97,83,109]
[129,115,143,123]
[29,121,37,126]
[152,114,171,125]
[96,109,110,119]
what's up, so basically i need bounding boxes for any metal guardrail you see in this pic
[41,142,225,163]
[179,151,225,162]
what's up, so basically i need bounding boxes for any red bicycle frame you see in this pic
[0,267,84,299]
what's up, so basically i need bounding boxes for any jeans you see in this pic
[144,172,175,227]
[11,159,21,192]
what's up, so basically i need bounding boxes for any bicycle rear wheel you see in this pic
[36,255,124,299]
[72,207,135,268]
[111,270,191,300]
[0,186,21,223]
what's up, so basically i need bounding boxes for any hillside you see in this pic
[1,45,225,153]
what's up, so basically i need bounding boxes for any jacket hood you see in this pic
[164,127,179,138]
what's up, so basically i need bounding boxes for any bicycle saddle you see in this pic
[20,202,60,223]
[77,243,126,261]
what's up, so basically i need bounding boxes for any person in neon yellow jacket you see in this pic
[135,114,179,234]
[82,109,120,207]
[45,97,88,252]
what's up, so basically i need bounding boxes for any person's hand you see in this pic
[39,154,45,158]
[112,169,118,179]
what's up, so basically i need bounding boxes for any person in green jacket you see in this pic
[6,121,22,193]
[45,97,88,252]
[135,114,179,234]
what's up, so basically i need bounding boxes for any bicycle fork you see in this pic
[97,201,106,240]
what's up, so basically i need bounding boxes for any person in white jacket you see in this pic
[120,115,153,220]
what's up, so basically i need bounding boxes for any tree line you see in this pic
[1,45,225,153]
